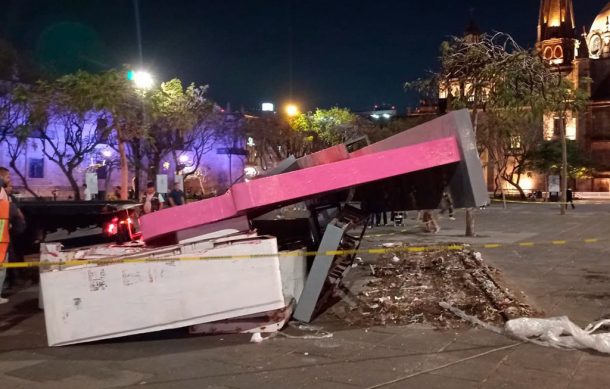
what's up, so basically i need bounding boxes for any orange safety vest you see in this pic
[0,200,9,263]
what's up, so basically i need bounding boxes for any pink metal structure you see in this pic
[140,137,461,242]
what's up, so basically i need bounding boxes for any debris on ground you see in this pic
[331,246,539,328]
[441,302,610,355]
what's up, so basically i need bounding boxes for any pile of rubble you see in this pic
[332,244,539,328]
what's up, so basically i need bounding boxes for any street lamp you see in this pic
[285,104,299,117]
[127,70,154,90]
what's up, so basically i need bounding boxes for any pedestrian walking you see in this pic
[567,188,575,209]
[440,191,455,220]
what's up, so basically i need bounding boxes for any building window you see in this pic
[28,158,44,178]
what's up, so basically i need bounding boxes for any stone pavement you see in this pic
[1,201,609,388]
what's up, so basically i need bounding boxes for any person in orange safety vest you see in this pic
[0,167,12,304]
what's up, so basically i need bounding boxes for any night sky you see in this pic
[1,1,607,112]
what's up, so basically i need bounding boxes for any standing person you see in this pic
[4,181,25,292]
[142,182,165,214]
[567,188,575,209]
[408,188,421,221]
[440,191,455,220]
[368,194,385,227]
[0,167,14,303]
[83,184,92,201]
[168,183,186,207]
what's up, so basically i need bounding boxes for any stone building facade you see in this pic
[538,0,610,191]
[0,112,248,200]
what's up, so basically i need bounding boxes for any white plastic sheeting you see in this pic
[440,302,610,354]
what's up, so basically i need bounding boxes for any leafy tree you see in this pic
[362,115,437,144]
[530,139,593,180]
[27,71,112,199]
[145,79,214,182]
[478,110,544,198]
[0,84,41,197]
[408,32,588,220]
[289,107,360,147]
[88,69,148,200]
[245,114,316,168]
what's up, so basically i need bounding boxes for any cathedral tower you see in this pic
[537,0,577,66]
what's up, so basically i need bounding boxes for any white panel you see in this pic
[41,237,284,346]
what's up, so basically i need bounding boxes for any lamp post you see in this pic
[121,69,154,200]
[284,104,299,117]
[128,70,154,91]
[551,62,568,216]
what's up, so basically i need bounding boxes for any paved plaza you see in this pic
[1,201,609,388]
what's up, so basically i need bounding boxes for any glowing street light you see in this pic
[127,70,154,90]
[285,104,299,117]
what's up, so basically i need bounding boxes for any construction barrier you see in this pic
[0,237,602,269]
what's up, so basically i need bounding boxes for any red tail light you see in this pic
[104,217,119,236]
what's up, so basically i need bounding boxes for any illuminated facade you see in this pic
[535,0,610,191]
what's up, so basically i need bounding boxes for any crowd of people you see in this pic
[79,180,188,215]
[365,190,455,234]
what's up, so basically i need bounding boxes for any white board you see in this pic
[41,237,285,346]
[548,175,560,193]
[85,172,98,194]
[156,174,168,194]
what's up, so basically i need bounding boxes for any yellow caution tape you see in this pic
[491,198,609,205]
[0,237,604,269]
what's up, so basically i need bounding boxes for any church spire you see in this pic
[537,0,577,66]
[538,0,576,42]
[464,8,482,43]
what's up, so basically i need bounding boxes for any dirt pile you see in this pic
[332,245,539,328]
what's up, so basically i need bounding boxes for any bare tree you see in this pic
[1,83,42,196]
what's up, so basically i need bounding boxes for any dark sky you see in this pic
[1,0,607,112]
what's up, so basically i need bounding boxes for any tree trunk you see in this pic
[465,109,479,237]
[133,139,142,197]
[501,172,527,200]
[465,208,475,237]
[148,153,161,182]
[65,169,81,200]
[560,117,568,215]
[118,137,129,200]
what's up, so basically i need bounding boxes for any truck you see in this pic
[13,199,141,256]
